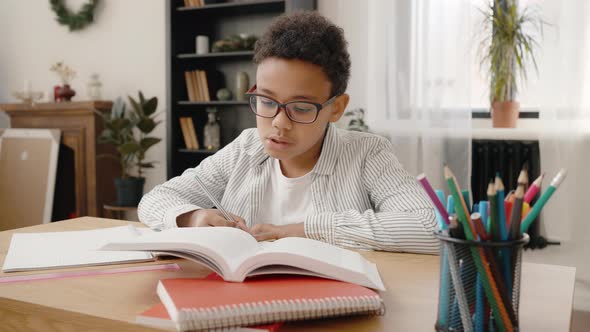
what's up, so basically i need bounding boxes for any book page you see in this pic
[239,237,385,290]
[2,226,153,272]
[100,227,261,279]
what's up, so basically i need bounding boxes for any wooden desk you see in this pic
[0,218,576,331]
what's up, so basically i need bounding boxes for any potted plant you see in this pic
[478,0,544,128]
[97,92,162,206]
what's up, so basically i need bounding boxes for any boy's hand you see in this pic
[250,223,305,241]
[177,209,249,231]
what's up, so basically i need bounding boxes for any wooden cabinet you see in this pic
[1,101,119,219]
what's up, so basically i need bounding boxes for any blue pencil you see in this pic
[435,190,448,231]
[495,174,512,303]
[462,189,471,214]
[495,174,508,240]
[475,273,485,332]
[439,244,451,327]
[447,195,455,214]
[478,201,489,232]
[436,190,451,327]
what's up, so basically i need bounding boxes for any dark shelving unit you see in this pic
[166,0,316,178]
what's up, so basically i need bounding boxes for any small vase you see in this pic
[203,109,221,150]
[53,85,62,102]
[236,71,249,101]
[57,84,76,102]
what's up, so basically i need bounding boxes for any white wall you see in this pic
[0,0,167,192]
[318,0,368,127]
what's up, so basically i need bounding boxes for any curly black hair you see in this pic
[253,11,351,97]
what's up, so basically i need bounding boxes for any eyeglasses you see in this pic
[245,84,338,124]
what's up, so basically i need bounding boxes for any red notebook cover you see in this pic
[157,275,384,331]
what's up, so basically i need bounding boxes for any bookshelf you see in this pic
[166,0,316,178]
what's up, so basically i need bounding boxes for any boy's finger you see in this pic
[235,220,250,232]
[229,213,247,225]
[208,217,236,228]
[253,231,277,242]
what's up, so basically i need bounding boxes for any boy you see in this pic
[139,11,438,254]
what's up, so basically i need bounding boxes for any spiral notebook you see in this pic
[157,274,385,331]
[136,303,283,331]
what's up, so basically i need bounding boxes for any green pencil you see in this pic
[521,169,567,235]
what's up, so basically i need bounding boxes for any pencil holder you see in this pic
[435,232,529,332]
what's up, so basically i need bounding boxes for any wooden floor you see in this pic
[572,310,590,332]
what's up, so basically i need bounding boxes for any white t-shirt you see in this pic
[257,158,313,225]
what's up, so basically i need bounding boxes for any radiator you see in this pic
[471,139,553,249]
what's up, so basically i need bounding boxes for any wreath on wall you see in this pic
[50,0,99,31]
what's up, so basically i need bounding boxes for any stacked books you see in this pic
[101,227,386,331]
[183,0,205,8]
[184,70,210,102]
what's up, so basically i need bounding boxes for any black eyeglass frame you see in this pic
[245,84,339,124]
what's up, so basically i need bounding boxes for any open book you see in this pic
[2,226,154,272]
[100,227,385,290]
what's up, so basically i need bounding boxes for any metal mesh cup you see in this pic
[435,232,530,332]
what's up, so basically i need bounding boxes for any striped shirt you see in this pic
[138,124,439,254]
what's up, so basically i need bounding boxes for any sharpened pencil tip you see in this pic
[487,181,496,195]
[518,169,528,185]
[443,165,453,179]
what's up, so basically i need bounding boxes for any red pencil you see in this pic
[524,173,544,204]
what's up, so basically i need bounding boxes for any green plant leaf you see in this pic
[143,97,158,116]
[140,137,161,150]
[137,118,157,133]
[118,142,141,155]
[137,162,155,168]
[128,95,143,117]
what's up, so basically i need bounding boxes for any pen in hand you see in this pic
[193,175,248,231]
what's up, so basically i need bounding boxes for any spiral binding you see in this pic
[177,295,385,331]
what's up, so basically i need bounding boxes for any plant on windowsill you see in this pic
[97,92,162,206]
[478,0,544,128]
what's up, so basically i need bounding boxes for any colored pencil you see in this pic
[495,175,508,241]
[523,173,545,204]
[417,173,450,227]
[517,168,528,187]
[509,185,525,241]
[521,169,567,235]
[488,181,499,241]
[444,166,475,238]
[435,190,448,230]
[478,201,489,232]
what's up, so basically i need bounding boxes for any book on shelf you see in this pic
[100,226,385,290]
[185,0,203,8]
[185,117,200,149]
[156,274,384,331]
[183,71,196,102]
[198,70,211,102]
[184,70,212,102]
[191,70,202,101]
[178,117,193,150]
